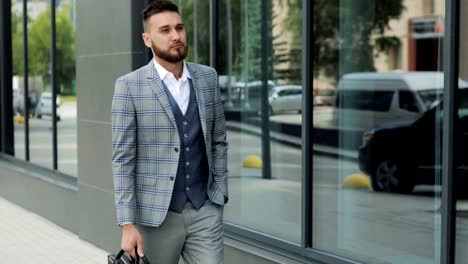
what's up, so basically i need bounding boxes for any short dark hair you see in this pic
[142,0,179,31]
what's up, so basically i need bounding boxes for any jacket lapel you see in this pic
[145,60,177,129]
[186,63,207,141]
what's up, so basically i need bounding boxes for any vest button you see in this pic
[170,177,174,181]
[174,147,179,152]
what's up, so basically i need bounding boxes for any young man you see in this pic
[111,1,229,263]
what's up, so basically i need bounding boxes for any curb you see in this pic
[226,121,358,161]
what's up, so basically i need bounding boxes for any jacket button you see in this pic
[174,147,179,152]
[170,177,174,181]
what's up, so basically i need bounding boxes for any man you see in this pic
[111,1,228,263]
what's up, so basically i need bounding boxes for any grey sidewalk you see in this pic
[0,196,108,263]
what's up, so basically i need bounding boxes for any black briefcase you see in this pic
[108,249,151,264]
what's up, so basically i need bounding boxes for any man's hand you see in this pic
[121,224,144,258]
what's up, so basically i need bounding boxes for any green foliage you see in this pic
[12,13,24,76]
[217,0,243,78]
[314,0,404,81]
[179,0,210,66]
[28,7,75,92]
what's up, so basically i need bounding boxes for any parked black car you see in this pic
[358,101,468,193]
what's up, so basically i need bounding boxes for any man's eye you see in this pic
[161,29,169,33]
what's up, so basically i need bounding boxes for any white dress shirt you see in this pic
[154,59,191,115]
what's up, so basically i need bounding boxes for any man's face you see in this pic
[142,11,188,63]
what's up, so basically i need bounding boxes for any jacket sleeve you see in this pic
[210,70,229,202]
[111,77,137,225]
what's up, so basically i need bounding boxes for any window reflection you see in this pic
[455,1,468,263]
[313,0,444,263]
[24,0,53,170]
[12,1,25,160]
[11,0,77,176]
[220,0,303,244]
[56,0,77,177]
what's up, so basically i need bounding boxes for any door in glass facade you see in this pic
[312,0,445,263]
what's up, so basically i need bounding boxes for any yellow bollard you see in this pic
[243,155,263,169]
[342,173,371,190]
[14,115,25,124]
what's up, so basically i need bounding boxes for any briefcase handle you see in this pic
[114,249,151,264]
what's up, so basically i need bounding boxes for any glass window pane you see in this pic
[12,1,25,160]
[57,1,77,176]
[220,0,303,244]
[179,0,210,66]
[456,2,468,263]
[313,0,444,263]
[28,1,53,170]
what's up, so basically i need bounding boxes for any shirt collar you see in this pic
[153,59,191,81]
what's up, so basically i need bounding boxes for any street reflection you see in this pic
[311,0,447,261]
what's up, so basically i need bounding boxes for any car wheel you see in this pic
[371,159,414,193]
[269,105,274,116]
[37,114,42,119]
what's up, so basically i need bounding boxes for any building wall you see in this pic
[374,0,445,73]
[75,0,144,250]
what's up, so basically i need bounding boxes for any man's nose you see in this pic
[171,29,181,40]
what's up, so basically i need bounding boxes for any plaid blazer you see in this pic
[111,60,228,227]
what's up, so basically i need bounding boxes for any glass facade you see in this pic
[9,0,77,176]
[312,0,445,263]
[456,1,468,263]
[1,0,468,263]
[218,0,303,244]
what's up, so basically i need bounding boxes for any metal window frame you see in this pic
[441,0,459,263]
[302,0,312,252]
[51,0,58,170]
[23,0,30,161]
[0,0,14,155]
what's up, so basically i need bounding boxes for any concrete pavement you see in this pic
[0,196,108,263]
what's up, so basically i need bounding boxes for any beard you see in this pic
[152,40,188,63]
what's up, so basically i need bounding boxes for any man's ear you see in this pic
[142,33,152,49]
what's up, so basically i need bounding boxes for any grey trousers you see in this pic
[136,200,224,264]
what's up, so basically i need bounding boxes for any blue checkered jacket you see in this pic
[111,61,228,227]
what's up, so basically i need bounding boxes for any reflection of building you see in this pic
[375,0,444,72]
[408,16,444,71]
[272,0,302,84]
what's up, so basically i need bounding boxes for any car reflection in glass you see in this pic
[358,88,468,194]
[268,85,302,115]
[35,92,62,121]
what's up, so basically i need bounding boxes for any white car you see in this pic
[12,88,25,115]
[332,72,468,131]
[268,85,302,115]
[35,92,62,121]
